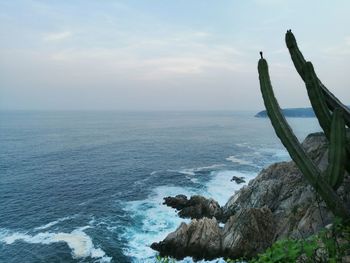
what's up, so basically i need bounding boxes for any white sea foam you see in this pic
[260,148,290,161]
[122,186,196,260]
[123,166,256,262]
[206,170,254,206]
[0,227,111,262]
[225,155,252,165]
[272,149,289,159]
[235,143,255,150]
[34,215,75,231]
[135,257,234,263]
[169,164,225,177]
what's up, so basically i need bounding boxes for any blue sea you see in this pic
[0,111,320,263]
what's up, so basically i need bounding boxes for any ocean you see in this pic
[0,111,321,263]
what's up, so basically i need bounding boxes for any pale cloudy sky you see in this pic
[0,0,349,111]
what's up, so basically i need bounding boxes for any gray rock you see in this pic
[222,207,275,259]
[151,222,189,259]
[163,195,189,210]
[151,218,221,260]
[231,176,246,184]
[163,195,223,220]
[152,133,350,260]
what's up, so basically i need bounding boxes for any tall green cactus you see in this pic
[326,108,346,190]
[285,30,350,127]
[303,62,332,139]
[258,55,350,221]
[287,31,350,173]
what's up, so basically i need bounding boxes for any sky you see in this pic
[0,0,349,111]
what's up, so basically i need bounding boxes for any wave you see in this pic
[121,186,196,261]
[0,226,111,262]
[34,215,76,231]
[168,164,225,176]
[92,148,286,261]
[225,155,252,165]
[206,170,255,206]
[122,166,255,262]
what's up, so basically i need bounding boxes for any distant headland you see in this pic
[255,106,350,118]
[255,107,315,118]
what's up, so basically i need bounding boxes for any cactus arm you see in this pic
[285,30,306,81]
[303,62,332,138]
[258,56,350,220]
[326,108,346,190]
[287,31,350,173]
[285,30,350,127]
[303,61,350,172]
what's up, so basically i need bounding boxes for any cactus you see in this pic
[258,54,350,221]
[289,32,350,173]
[326,108,346,190]
[303,61,332,138]
[285,30,350,127]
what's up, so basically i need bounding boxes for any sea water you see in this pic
[0,111,321,263]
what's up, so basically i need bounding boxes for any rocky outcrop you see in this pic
[151,133,350,260]
[151,218,222,260]
[223,132,350,239]
[230,176,246,184]
[163,195,223,220]
[221,207,275,259]
[151,208,274,260]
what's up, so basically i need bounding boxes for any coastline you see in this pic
[151,132,350,261]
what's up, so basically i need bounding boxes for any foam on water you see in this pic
[121,186,197,261]
[206,170,254,206]
[34,215,76,231]
[0,227,111,262]
[168,164,225,176]
[260,148,289,160]
[122,166,255,262]
[225,155,252,166]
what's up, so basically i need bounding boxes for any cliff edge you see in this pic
[151,132,350,260]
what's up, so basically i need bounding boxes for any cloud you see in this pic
[322,36,350,56]
[43,31,72,42]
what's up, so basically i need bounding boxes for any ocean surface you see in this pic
[0,111,321,263]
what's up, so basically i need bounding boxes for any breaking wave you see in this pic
[0,226,111,262]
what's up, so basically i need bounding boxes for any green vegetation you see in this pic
[249,221,350,263]
[155,223,350,262]
[223,221,350,263]
[257,30,350,222]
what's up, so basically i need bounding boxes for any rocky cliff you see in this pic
[151,132,350,260]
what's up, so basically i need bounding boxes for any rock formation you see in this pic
[230,176,246,184]
[151,133,350,260]
[163,195,223,220]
